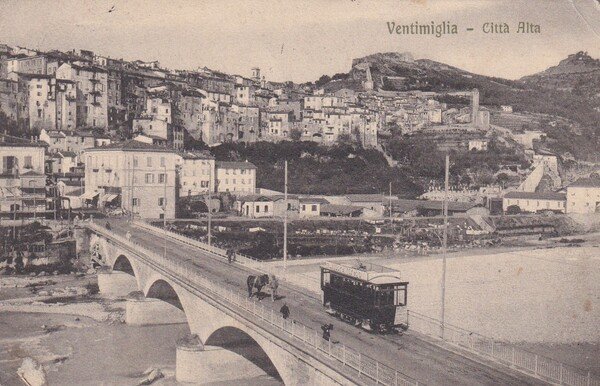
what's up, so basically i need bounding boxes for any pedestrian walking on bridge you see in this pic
[280,303,290,319]
[269,274,279,302]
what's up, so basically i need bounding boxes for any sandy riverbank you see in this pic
[0,274,282,385]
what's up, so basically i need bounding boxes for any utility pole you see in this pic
[129,157,135,222]
[440,153,449,339]
[207,164,212,246]
[163,164,167,258]
[283,160,288,277]
[388,181,392,223]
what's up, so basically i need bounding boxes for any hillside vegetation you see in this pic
[210,141,423,197]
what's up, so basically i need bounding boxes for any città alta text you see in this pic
[386,21,457,37]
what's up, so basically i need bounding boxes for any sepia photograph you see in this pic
[0,0,599,385]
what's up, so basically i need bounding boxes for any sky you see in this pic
[0,0,599,82]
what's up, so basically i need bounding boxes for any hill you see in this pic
[209,141,423,197]
[313,52,600,161]
[520,51,600,105]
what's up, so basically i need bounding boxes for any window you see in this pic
[288,203,292,210]
[132,198,140,206]
[256,205,260,213]
[147,157,152,167]
[312,204,317,211]
[133,156,138,167]
[158,197,165,207]
[24,156,32,168]
[145,173,154,183]
[158,173,166,183]
[302,204,306,211]
[264,205,268,212]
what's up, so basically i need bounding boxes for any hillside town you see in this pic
[1,43,599,227]
[1,0,600,384]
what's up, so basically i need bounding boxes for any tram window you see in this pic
[395,287,407,306]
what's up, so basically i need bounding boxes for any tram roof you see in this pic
[321,261,404,285]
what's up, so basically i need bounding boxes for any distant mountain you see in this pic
[520,51,600,103]
[522,51,600,78]
[311,51,600,161]
[318,52,520,94]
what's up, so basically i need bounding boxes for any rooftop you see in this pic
[0,134,47,148]
[216,161,257,170]
[346,194,386,203]
[504,191,566,200]
[568,178,600,189]
[86,139,176,153]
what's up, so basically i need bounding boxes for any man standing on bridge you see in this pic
[280,303,290,319]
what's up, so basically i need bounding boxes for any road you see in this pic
[111,219,546,386]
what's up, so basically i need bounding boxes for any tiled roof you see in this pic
[216,161,256,170]
[299,197,329,204]
[236,194,273,202]
[179,150,214,160]
[321,204,363,215]
[346,194,385,203]
[86,139,175,153]
[0,134,47,148]
[418,200,477,212]
[568,178,600,188]
[504,191,566,200]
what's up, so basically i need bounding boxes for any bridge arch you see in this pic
[204,325,287,384]
[143,278,196,329]
[113,254,136,276]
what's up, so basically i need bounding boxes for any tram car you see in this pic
[320,261,408,333]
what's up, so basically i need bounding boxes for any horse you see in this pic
[247,274,269,298]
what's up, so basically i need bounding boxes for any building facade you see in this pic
[215,161,256,193]
[83,140,178,218]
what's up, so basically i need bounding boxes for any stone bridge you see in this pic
[84,223,394,386]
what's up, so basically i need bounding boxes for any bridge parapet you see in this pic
[132,220,279,276]
[86,221,419,386]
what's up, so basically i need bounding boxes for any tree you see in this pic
[315,75,331,88]
[290,128,302,141]
[506,205,521,215]
[496,173,510,187]
[337,133,352,145]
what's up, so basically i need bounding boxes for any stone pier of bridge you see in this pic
[84,227,359,385]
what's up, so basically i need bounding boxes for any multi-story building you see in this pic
[40,129,111,155]
[215,161,256,194]
[83,139,178,219]
[177,151,215,197]
[0,134,48,219]
[23,74,79,133]
[503,191,566,213]
[55,62,108,129]
[5,54,56,75]
[232,104,259,142]
[566,178,600,214]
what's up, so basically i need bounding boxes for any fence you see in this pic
[89,222,418,386]
[133,219,599,386]
[407,310,599,386]
[135,220,260,263]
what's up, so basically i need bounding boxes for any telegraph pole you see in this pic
[207,164,212,246]
[283,160,288,276]
[388,181,392,223]
[163,164,167,258]
[440,153,449,339]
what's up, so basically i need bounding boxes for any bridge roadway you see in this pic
[111,219,545,386]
